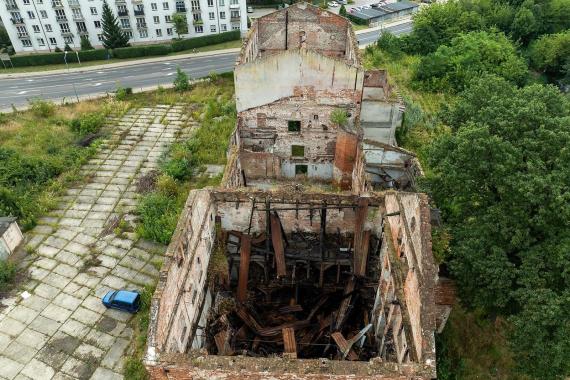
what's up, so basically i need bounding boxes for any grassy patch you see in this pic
[136,74,236,245]
[0,260,17,293]
[0,98,128,230]
[124,284,155,380]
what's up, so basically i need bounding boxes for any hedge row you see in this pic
[10,49,108,66]
[9,30,241,67]
[171,30,241,52]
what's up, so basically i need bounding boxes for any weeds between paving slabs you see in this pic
[135,72,236,245]
[124,284,155,380]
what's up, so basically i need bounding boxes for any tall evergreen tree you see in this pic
[101,0,129,49]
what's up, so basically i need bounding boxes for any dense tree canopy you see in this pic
[529,31,570,81]
[413,31,528,92]
[101,0,129,49]
[423,76,570,377]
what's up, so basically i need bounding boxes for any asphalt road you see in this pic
[0,21,411,110]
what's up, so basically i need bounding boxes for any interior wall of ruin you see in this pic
[146,190,217,361]
[234,49,364,112]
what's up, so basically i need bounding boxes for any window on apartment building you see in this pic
[76,21,86,32]
[136,17,145,26]
[94,20,101,28]
[40,10,48,18]
[72,8,82,18]
[120,18,130,28]
[90,7,97,15]
[162,2,169,10]
[156,28,162,36]
[140,29,148,38]
[288,120,301,132]
[32,25,40,33]
[45,24,53,32]
[54,9,65,18]
[22,39,32,47]
[220,23,226,31]
[97,33,102,41]
[27,11,35,19]
[151,2,157,10]
[63,36,73,43]
[219,11,225,19]
[16,25,26,34]
[207,0,213,6]
[295,164,308,175]
[195,25,203,33]
[208,11,214,20]
[232,24,239,30]
[37,37,45,46]
[230,0,238,5]
[59,23,70,33]
[49,37,57,44]
[125,31,132,38]
[291,145,305,157]
[37,0,43,3]
[219,0,225,6]
[153,15,159,23]
[175,0,185,12]
[190,0,199,9]
[166,27,173,35]
[117,4,127,13]
[210,25,216,32]
[135,4,144,12]
[23,0,30,4]
[164,15,171,22]
[192,12,200,21]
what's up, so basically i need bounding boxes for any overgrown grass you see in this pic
[0,260,17,293]
[136,73,236,245]
[0,97,128,230]
[124,284,155,380]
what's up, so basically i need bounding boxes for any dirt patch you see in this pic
[37,334,82,370]
[135,170,159,194]
[97,315,118,334]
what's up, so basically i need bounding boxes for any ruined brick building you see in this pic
[144,4,452,379]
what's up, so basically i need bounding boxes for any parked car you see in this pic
[247,6,253,13]
[328,1,340,7]
[371,3,381,7]
[102,290,141,313]
[337,0,347,4]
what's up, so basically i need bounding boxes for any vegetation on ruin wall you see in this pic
[365,0,570,378]
[135,73,236,245]
[124,284,155,380]
[0,98,129,231]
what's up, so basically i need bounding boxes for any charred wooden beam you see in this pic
[237,234,251,302]
[270,212,287,277]
[353,197,370,276]
[331,332,359,361]
[333,276,356,330]
[320,201,327,261]
[282,327,297,359]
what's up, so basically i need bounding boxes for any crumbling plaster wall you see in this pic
[146,190,217,362]
[234,49,364,112]
[384,192,437,368]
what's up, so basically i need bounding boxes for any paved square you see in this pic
[0,106,190,379]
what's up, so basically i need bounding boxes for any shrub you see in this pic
[173,68,190,92]
[29,99,55,118]
[376,31,403,57]
[115,86,133,100]
[54,46,62,52]
[10,49,108,67]
[171,30,240,52]
[156,174,178,197]
[112,44,172,59]
[330,108,348,126]
[80,35,94,50]
[0,260,16,291]
[137,192,179,244]
[70,112,106,135]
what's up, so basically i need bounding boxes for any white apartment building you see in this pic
[0,0,247,53]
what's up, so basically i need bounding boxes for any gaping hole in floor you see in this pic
[205,221,383,361]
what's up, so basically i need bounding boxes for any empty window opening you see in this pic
[313,114,319,121]
[288,120,301,132]
[291,145,305,157]
[295,164,308,175]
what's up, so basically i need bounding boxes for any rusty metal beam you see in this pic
[270,212,287,277]
[237,234,251,302]
[282,327,297,358]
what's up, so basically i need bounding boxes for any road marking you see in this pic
[97,71,105,74]
[162,62,172,65]
[94,82,102,86]
[17,90,27,95]
[26,79,34,82]
[166,72,175,76]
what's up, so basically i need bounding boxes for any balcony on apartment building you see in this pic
[52,1,64,8]
[136,22,147,30]
[133,9,144,15]
[176,6,186,12]
[117,9,129,16]
[68,0,80,7]
[10,17,25,24]
[115,0,126,3]
[230,13,240,21]
[191,6,201,12]
[55,14,67,21]
[61,30,73,37]
[72,13,84,21]
[78,29,88,36]
[6,3,18,10]
[17,31,29,38]
[229,2,240,9]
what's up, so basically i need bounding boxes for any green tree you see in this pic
[413,31,528,92]
[0,25,11,49]
[529,31,570,80]
[101,0,129,49]
[424,76,570,377]
[80,35,94,50]
[64,43,73,51]
[171,12,188,39]
[339,4,347,17]
[376,31,403,57]
[510,0,540,44]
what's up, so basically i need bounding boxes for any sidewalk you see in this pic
[0,48,241,80]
